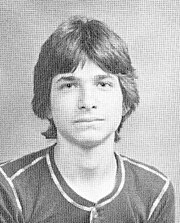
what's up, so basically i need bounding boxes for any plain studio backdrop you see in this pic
[0,0,179,221]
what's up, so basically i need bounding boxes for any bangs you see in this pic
[32,16,139,141]
[44,19,133,78]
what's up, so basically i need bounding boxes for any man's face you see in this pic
[50,60,123,148]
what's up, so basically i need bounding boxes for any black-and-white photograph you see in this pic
[0,1,179,222]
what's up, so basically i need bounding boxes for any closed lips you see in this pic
[74,118,104,123]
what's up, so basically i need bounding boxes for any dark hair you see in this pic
[32,16,139,142]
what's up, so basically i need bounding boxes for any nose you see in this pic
[78,86,97,110]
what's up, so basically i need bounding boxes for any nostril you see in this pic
[79,105,97,110]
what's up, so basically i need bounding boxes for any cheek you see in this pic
[51,95,73,120]
[108,101,122,121]
[104,92,123,124]
[105,91,123,111]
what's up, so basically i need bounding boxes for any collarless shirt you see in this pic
[0,144,175,222]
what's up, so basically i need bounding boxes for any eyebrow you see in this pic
[56,74,114,83]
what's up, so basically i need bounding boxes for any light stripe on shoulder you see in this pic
[122,156,170,221]
[0,157,18,167]
[11,156,44,180]
[148,179,170,220]
[122,156,167,181]
[0,166,22,212]
[0,155,45,213]
[0,161,11,167]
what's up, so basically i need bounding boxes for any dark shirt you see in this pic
[0,144,175,222]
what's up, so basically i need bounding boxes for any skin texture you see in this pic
[50,59,123,149]
[50,59,123,201]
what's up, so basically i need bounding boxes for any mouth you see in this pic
[74,118,104,123]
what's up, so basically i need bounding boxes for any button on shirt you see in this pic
[0,144,175,222]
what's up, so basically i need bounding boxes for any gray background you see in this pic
[0,0,179,221]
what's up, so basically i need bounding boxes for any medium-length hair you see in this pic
[32,16,139,142]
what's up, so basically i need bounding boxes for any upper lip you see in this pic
[74,117,104,123]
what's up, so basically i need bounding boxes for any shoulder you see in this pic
[0,145,55,215]
[119,153,169,187]
[117,153,175,221]
[0,145,55,182]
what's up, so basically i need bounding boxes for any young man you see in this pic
[0,16,175,222]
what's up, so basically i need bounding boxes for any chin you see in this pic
[72,132,112,149]
[58,128,115,149]
[75,139,102,150]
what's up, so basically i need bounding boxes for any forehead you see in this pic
[53,60,118,82]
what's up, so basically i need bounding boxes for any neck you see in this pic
[54,133,117,185]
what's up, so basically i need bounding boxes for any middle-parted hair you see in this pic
[32,16,139,142]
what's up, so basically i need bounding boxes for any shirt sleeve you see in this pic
[148,181,175,223]
[0,172,24,223]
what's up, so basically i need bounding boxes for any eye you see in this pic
[65,83,74,88]
[98,82,112,88]
[60,83,77,89]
